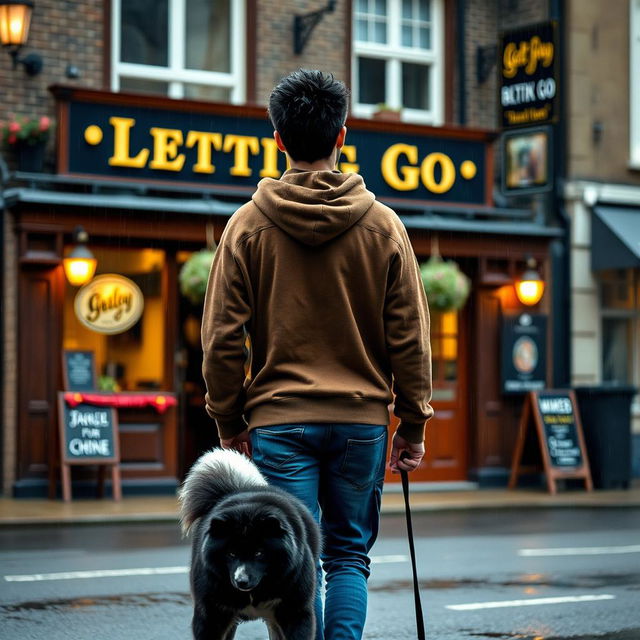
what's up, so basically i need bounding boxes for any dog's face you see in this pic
[202,510,290,593]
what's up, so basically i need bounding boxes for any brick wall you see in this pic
[0,0,105,167]
[255,0,350,106]
[460,0,547,130]
[2,211,17,495]
[567,0,640,184]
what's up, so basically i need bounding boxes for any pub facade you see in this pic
[1,0,563,498]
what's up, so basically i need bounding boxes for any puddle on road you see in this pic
[369,573,640,592]
[464,630,640,640]
[2,591,191,618]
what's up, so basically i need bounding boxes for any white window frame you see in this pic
[351,0,444,125]
[631,0,640,167]
[111,0,245,103]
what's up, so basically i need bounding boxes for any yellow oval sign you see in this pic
[74,274,144,335]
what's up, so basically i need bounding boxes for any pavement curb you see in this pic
[1,491,639,527]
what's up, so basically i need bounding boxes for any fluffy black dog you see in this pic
[179,448,321,640]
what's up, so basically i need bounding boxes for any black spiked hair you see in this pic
[268,69,349,163]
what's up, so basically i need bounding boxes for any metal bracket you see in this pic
[293,1,336,55]
[9,48,43,76]
[476,44,497,85]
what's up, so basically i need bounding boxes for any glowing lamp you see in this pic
[0,1,42,75]
[63,227,97,287]
[515,257,545,306]
[0,1,32,45]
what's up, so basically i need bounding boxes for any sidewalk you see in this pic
[1,482,639,526]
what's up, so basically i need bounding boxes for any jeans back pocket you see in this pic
[252,426,305,470]
[339,429,387,490]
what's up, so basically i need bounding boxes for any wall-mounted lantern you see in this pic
[514,256,545,306]
[63,226,97,287]
[0,1,43,75]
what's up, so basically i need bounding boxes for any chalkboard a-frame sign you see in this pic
[57,392,122,501]
[509,390,593,495]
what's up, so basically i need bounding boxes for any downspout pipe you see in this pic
[457,0,466,125]
[549,0,571,387]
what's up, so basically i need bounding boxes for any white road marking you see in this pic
[4,555,408,583]
[370,554,409,564]
[4,566,189,582]
[446,594,615,611]
[519,545,640,557]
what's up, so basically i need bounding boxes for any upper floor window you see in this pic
[631,0,640,167]
[599,269,639,389]
[352,0,444,125]
[112,0,245,103]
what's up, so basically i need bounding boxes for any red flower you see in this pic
[8,121,21,133]
[7,134,17,145]
[39,116,50,131]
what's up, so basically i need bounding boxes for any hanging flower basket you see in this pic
[420,256,471,312]
[1,114,53,173]
[179,249,216,305]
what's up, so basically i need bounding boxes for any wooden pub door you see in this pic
[385,307,469,483]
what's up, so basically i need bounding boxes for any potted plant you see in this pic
[372,104,402,122]
[1,113,53,172]
[420,255,471,312]
[179,249,216,305]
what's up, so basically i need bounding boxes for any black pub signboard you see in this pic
[501,313,547,394]
[500,22,558,128]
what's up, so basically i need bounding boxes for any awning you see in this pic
[592,206,640,270]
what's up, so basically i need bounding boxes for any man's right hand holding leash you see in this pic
[388,431,425,474]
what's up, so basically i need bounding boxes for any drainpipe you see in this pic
[549,0,570,387]
[457,0,466,125]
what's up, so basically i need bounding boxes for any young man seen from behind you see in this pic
[201,69,433,640]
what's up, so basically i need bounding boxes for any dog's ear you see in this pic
[208,516,231,536]
[259,514,287,537]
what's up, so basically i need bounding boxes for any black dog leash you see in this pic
[400,453,426,640]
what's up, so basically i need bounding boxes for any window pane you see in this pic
[373,19,387,43]
[358,57,386,105]
[402,62,430,110]
[374,0,387,16]
[419,0,430,20]
[356,0,368,12]
[402,24,413,46]
[120,77,170,95]
[600,270,635,310]
[121,0,168,66]
[184,83,232,102]
[186,0,230,73]
[419,26,431,49]
[402,0,413,19]
[356,18,368,41]
[63,248,166,392]
[602,318,632,383]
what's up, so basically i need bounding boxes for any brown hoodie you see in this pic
[201,169,433,443]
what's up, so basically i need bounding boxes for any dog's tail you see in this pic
[178,448,267,535]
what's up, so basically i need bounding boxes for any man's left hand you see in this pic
[220,429,252,457]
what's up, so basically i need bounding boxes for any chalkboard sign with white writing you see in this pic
[509,390,592,495]
[58,394,118,463]
[536,393,583,468]
[63,350,96,392]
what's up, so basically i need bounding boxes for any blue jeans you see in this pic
[250,423,387,640]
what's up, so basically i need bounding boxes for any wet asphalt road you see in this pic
[0,507,639,639]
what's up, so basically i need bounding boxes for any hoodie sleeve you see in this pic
[201,231,252,440]
[384,224,434,443]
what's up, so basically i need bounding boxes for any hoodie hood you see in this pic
[252,169,375,246]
